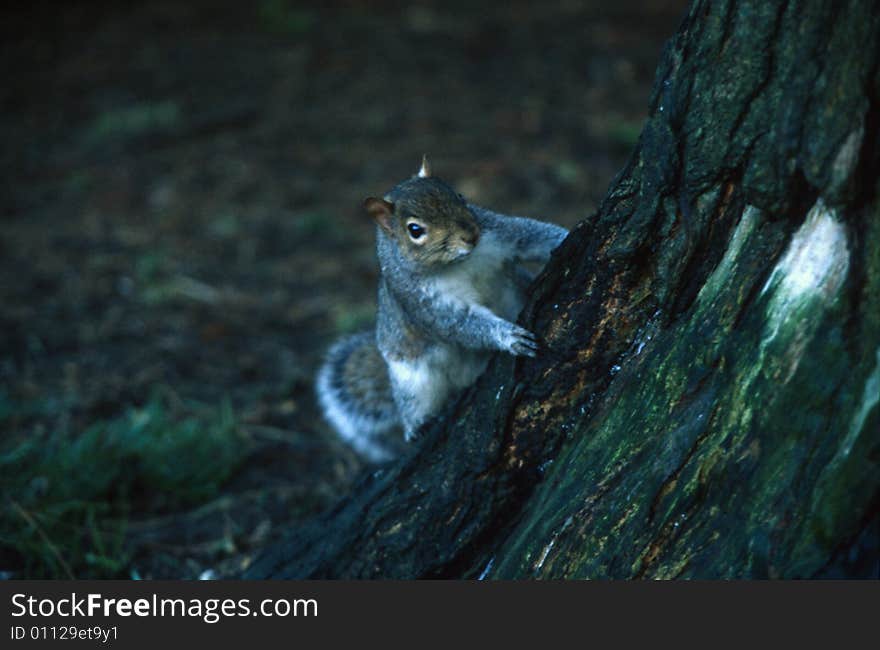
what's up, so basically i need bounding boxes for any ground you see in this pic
[0,0,687,578]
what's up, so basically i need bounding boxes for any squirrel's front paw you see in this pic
[503,324,539,357]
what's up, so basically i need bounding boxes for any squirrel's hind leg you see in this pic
[384,355,449,442]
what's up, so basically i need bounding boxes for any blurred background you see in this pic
[0,0,687,578]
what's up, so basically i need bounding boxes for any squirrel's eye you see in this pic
[407,223,426,239]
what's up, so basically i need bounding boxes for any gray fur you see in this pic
[375,201,567,440]
[468,204,569,263]
[317,175,568,456]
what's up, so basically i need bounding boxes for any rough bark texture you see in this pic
[246,0,880,579]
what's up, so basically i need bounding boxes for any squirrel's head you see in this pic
[364,156,481,268]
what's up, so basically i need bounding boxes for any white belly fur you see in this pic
[386,345,490,424]
[386,346,489,398]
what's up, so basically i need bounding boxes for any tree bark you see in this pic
[246,0,880,579]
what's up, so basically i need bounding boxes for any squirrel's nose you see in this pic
[463,231,480,247]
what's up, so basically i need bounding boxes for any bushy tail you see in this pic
[316,330,400,461]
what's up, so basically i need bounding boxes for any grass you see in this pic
[332,303,376,335]
[83,100,181,147]
[0,394,245,578]
[607,119,643,147]
[258,0,316,35]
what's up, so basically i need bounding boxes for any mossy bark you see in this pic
[246,0,880,579]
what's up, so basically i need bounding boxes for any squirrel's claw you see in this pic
[508,325,539,357]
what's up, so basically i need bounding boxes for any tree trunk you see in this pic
[246,0,880,579]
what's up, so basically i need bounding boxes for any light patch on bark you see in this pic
[696,204,760,306]
[837,347,880,461]
[531,515,573,575]
[828,126,864,196]
[533,538,555,572]
[761,199,849,346]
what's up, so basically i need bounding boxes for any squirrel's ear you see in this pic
[364,197,394,233]
[417,154,432,178]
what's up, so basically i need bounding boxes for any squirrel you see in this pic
[317,157,568,461]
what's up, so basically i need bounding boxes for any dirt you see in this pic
[0,0,687,578]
